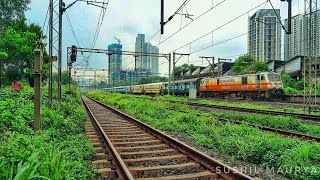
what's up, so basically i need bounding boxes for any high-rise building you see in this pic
[135,34,146,70]
[284,11,320,61]
[135,34,159,75]
[248,9,282,62]
[108,43,122,83]
[145,42,159,75]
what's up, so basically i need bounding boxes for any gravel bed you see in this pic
[165,131,288,180]
[136,166,206,179]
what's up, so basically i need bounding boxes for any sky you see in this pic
[26,0,305,76]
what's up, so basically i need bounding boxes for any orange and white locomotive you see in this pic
[199,72,283,99]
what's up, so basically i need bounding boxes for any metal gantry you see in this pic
[67,47,172,93]
[73,68,108,90]
[304,0,319,112]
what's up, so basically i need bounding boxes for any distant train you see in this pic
[102,72,284,99]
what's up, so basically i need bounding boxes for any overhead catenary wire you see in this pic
[42,4,50,36]
[87,0,110,62]
[170,0,268,53]
[65,11,81,48]
[268,0,288,34]
[81,0,110,79]
[134,0,282,75]
[147,0,193,43]
[223,35,320,61]
[155,0,228,47]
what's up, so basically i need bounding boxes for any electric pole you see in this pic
[48,0,108,103]
[34,48,43,131]
[218,58,231,77]
[303,0,318,113]
[58,0,63,102]
[199,56,215,77]
[48,0,60,104]
[172,52,190,95]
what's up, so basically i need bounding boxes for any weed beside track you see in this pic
[0,86,97,179]
[86,91,320,179]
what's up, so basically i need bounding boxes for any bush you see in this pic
[0,86,97,179]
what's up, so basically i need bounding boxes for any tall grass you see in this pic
[87,92,320,179]
[0,86,97,179]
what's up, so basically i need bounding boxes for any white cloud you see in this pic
[26,0,305,75]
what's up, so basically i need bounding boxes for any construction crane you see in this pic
[113,37,121,44]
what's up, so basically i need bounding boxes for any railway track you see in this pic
[197,97,317,109]
[82,96,252,180]
[165,100,320,122]
[167,108,320,143]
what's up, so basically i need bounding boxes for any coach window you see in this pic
[261,75,265,81]
[242,77,248,84]
[217,79,219,85]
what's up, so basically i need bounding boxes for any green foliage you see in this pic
[0,17,49,86]
[0,51,8,59]
[52,71,73,85]
[156,95,320,136]
[87,92,320,179]
[0,0,31,30]
[174,64,197,79]
[0,27,38,83]
[281,74,306,94]
[250,61,268,72]
[231,54,268,74]
[0,86,97,179]
[284,87,300,94]
[138,76,168,84]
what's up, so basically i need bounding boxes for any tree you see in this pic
[250,61,268,73]
[0,0,31,31]
[0,51,8,87]
[98,81,108,88]
[174,64,197,79]
[53,71,71,85]
[0,27,38,82]
[231,54,268,74]
[0,52,8,59]
[138,76,168,85]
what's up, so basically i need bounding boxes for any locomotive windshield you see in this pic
[268,74,281,81]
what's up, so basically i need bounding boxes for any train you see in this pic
[102,72,284,99]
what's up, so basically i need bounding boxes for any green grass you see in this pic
[0,86,97,179]
[86,92,320,179]
[156,95,320,115]
[166,105,320,137]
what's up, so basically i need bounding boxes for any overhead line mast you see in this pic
[48,0,108,103]
[303,0,319,113]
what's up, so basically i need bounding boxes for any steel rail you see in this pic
[167,108,320,143]
[86,95,253,180]
[165,100,320,121]
[82,97,134,180]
